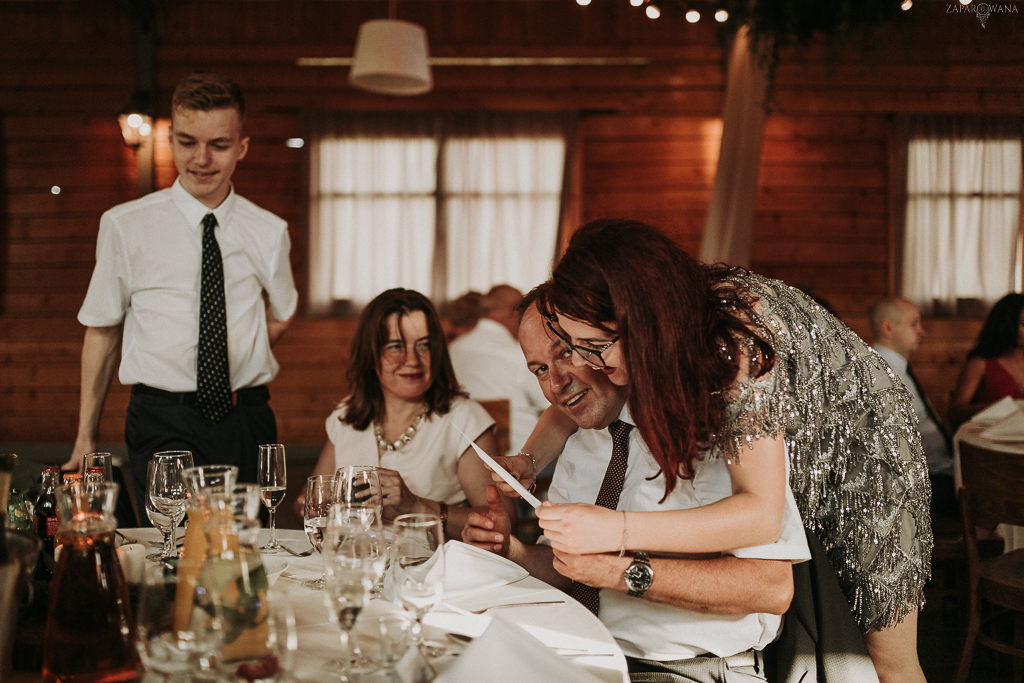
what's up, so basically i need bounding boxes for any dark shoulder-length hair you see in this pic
[549,219,774,498]
[969,292,1024,359]
[341,288,464,430]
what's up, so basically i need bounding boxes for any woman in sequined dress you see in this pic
[304,288,515,537]
[515,220,932,682]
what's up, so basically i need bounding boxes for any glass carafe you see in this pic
[42,481,138,682]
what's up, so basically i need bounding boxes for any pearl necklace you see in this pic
[374,407,428,452]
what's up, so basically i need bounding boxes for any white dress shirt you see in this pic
[547,405,810,661]
[873,345,953,475]
[78,179,298,392]
[449,318,548,455]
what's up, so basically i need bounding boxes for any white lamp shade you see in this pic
[349,19,433,96]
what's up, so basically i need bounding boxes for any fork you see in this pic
[279,544,315,557]
[451,599,567,614]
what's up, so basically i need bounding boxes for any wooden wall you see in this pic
[1,0,1021,449]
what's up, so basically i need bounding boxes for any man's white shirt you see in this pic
[546,404,810,661]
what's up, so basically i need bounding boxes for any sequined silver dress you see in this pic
[716,272,933,632]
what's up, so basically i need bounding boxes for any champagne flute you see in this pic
[146,452,193,561]
[258,443,287,552]
[392,513,445,654]
[322,509,387,680]
[302,474,334,590]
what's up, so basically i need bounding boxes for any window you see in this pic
[308,113,572,312]
[898,117,1023,316]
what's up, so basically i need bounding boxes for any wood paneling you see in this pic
[1,0,1022,447]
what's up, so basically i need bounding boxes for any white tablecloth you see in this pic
[952,421,1024,552]
[123,527,628,682]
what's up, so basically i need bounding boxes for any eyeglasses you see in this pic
[545,319,619,369]
[381,339,431,363]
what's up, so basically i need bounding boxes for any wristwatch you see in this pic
[624,551,654,597]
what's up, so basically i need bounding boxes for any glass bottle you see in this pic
[41,481,137,682]
[33,466,59,580]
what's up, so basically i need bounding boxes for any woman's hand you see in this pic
[377,467,418,518]
[536,502,622,555]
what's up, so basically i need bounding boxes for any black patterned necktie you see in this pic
[568,419,633,615]
[196,213,232,422]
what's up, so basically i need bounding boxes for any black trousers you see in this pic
[125,384,277,526]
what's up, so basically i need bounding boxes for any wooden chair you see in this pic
[955,440,1024,683]
[477,398,511,457]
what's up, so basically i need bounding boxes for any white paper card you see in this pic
[455,427,542,508]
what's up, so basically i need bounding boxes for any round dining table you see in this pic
[953,419,1024,552]
[122,527,629,682]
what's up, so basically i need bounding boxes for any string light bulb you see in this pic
[630,0,644,6]
[576,0,592,5]
[685,9,701,22]
[714,8,729,22]
[900,0,912,9]
[645,1,661,19]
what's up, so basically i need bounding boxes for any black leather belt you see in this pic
[132,383,269,406]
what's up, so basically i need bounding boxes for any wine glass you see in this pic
[302,474,334,590]
[135,561,223,680]
[83,451,114,484]
[257,443,287,552]
[322,509,388,680]
[146,452,192,561]
[392,513,445,654]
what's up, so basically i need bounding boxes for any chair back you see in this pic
[477,398,511,456]
[958,440,1024,530]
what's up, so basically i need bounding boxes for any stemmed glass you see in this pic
[135,561,223,681]
[333,465,387,596]
[322,506,388,680]
[257,443,287,552]
[83,451,114,484]
[302,474,334,590]
[146,451,193,562]
[392,513,445,655]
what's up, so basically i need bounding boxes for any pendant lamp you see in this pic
[349,0,433,96]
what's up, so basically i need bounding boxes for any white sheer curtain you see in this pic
[308,113,569,311]
[700,24,767,267]
[900,117,1023,315]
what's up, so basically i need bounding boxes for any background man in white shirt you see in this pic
[67,72,298,513]
[870,296,956,515]
[449,284,548,455]
[463,294,804,682]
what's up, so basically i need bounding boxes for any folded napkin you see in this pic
[434,614,607,683]
[971,395,1020,425]
[438,540,529,598]
[979,408,1024,441]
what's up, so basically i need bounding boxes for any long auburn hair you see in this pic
[341,288,464,430]
[969,292,1024,359]
[549,219,774,497]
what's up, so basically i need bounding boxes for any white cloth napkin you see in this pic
[434,614,607,683]
[979,408,1024,440]
[971,395,1020,425]
[438,540,529,598]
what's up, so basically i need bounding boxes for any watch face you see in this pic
[625,561,654,595]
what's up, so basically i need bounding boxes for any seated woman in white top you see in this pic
[309,288,515,537]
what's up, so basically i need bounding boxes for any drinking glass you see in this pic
[257,443,287,552]
[392,513,445,653]
[83,451,114,484]
[146,452,192,561]
[332,465,382,512]
[322,510,388,680]
[302,474,334,590]
[135,561,223,681]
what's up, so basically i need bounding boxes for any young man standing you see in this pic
[68,72,298,510]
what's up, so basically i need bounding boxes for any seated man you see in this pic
[463,291,809,682]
